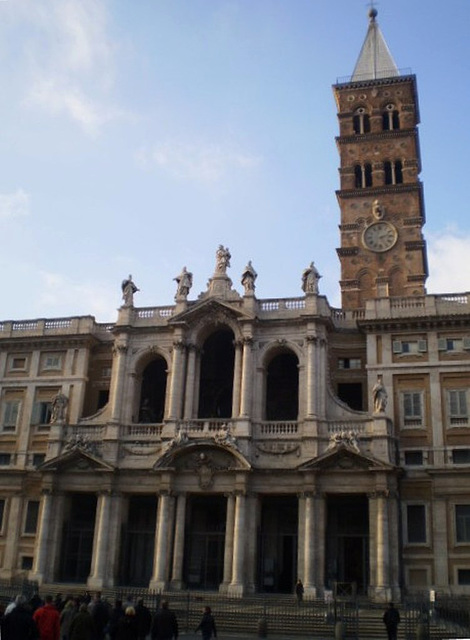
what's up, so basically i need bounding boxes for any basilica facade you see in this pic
[1,10,470,601]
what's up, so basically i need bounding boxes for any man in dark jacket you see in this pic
[151,600,178,640]
[383,602,400,640]
[1,595,38,640]
[135,598,152,640]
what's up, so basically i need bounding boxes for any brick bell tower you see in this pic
[334,8,428,310]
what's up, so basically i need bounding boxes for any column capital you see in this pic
[306,335,318,344]
[172,340,186,352]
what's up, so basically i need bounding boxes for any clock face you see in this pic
[362,221,398,252]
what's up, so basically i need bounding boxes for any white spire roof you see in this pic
[351,8,399,81]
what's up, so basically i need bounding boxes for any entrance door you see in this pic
[184,496,226,590]
[257,496,298,593]
[60,494,97,582]
[325,495,369,593]
[119,496,157,586]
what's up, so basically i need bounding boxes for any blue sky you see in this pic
[1,0,469,322]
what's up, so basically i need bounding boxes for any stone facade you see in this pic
[1,12,470,601]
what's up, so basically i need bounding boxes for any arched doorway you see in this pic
[198,330,235,418]
[139,357,167,423]
[265,351,299,420]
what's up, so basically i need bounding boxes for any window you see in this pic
[353,108,370,134]
[0,499,4,530]
[354,163,372,188]
[9,356,27,371]
[448,389,469,426]
[384,160,403,185]
[21,556,34,571]
[393,340,427,355]
[453,449,470,464]
[456,505,470,543]
[382,104,400,130]
[101,366,112,379]
[41,353,62,371]
[31,402,52,426]
[401,391,424,427]
[97,390,109,410]
[0,454,11,466]
[338,358,362,370]
[406,504,426,544]
[23,500,40,534]
[458,569,470,585]
[1,400,20,432]
[404,451,423,466]
[438,338,470,352]
[32,454,45,468]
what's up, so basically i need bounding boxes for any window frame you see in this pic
[41,353,63,372]
[447,389,469,427]
[404,503,428,545]
[23,500,40,536]
[1,399,21,433]
[8,355,28,372]
[401,390,424,429]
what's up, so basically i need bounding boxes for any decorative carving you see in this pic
[372,375,388,413]
[63,434,100,457]
[256,442,300,456]
[327,429,360,453]
[166,424,189,451]
[213,423,238,450]
[50,392,68,424]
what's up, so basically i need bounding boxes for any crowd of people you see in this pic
[0,591,216,640]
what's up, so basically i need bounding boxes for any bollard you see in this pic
[257,615,268,638]
[334,619,346,640]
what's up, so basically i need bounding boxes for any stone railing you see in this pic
[254,421,299,438]
[176,419,233,434]
[365,293,470,320]
[0,316,114,338]
[124,424,163,438]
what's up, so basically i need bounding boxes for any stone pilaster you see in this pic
[228,492,247,596]
[170,494,186,589]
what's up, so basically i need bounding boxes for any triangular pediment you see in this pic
[299,444,394,472]
[39,447,114,473]
[169,298,254,325]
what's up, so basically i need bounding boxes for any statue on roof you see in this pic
[121,274,139,307]
[301,262,321,294]
[215,245,231,274]
[174,266,193,300]
[241,260,257,295]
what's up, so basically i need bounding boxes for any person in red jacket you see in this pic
[33,595,60,640]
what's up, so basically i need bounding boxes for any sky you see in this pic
[1,0,470,322]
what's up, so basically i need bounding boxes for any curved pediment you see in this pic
[298,443,394,472]
[154,440,251,472]
[39,447,115,473]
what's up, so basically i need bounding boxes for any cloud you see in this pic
[136,141,262,185]
[427,229,470,294]
[0,189,30,219]
[15,0,122,134]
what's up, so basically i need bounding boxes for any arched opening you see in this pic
[353,108,370,134]
[354,163,372,188]
[198,329,235,418]
[265,351,299,420]
[139,357,167,423]
[382,104,399,130]
[384,160,403,185]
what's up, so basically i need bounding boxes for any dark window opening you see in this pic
[337,383,363,411]
[407,505,426,543]
[198,330,234,419]
[266,352,299,420]
[456,505,470,543]
[60,494,97,582]
[24,501,40,534]
[382,108,399,131]
[384,160,403,185]
[404,451,423,466]
[139,357,167,423]
[21,556,34,570]
[97,389,109,411]
[119,496,157,586]
[458,569,470,585]
[353,112,370,134]
[453,449,470,464]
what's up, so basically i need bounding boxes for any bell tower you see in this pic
[334,8,428,310]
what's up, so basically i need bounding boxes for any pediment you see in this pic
[298,444,393,472]
[169,298,254,325]
[154,440,251,472]
[39,448,114,473]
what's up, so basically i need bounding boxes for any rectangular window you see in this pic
[1,400,20,432]
[9,355,27,371]
[406,504,426,544]
[0,499,5,530]
[393,340,427,355]
[21,556,34,571]
[453,449,470,464]
[448,389,469,426]
[404,451,423,466]
[456,505,470,543]
[338,358,362,370]
[41,354,62,371]
[101,366,112,378]
[32,454,45,468]
[402,391,423,427]
[0,454,11,466]
[458,569,470,585]
[31,402,52,426]
[23,500,40,534]
[439,338,464,352]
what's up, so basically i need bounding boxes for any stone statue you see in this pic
[215,245,231,274]
[241,260,257,294]
[372,375,388,413]
[372,199,385,219]
[50,392,68,424]
[174,266,193,300]
[301,262,321,294]
[121,274,139,307]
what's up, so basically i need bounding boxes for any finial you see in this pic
[367,1,378,21]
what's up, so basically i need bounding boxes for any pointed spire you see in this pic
[351,8,399,81]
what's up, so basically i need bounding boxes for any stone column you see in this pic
[88,492,112,589]
[303,493,317,596]
[110,341,128,422]
[0,496,22,578]
[375,491,391,602]
[306,336,317,417]
[168,341,186,420]
[245,494,258,594]
[31,490,54,584]
[315,493,326,592]
[220,494,236,593]
[433,498,449,589]
[183,346,197,419]
[150,492,173,591]
[318,338,327,417]
[170,494,186,589]
[228,492,247,596]
[239,338,253,417]
[231,341,243,418]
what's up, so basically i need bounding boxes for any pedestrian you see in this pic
[108,599,125,640]
[135,598,152,640]
[1,594,38,640]
[33,595,60,640]
[195,606,217,640]
[151,600,178,640]
[69,603,95,640]
[295,579,304,605]
[60,599,77,640]
[383,602,400,640]
[89,592,110,640]
[116,607,139,640]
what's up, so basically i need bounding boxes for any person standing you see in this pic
[295,579,304,605]
[195,606,217,640]
[69,604,95,640]
[60,599,77,640]
[135,598,152,640]
[115,607,139,640]
[151,601,178,640]
[1,595,38,640]
[33,595,60,640]
[383,602,400,640]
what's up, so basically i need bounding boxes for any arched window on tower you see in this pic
[382,103,400,131]
[384,160,403,185]
[353,107,370,134]
[265,351,299,420]
[354,163,373,188]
